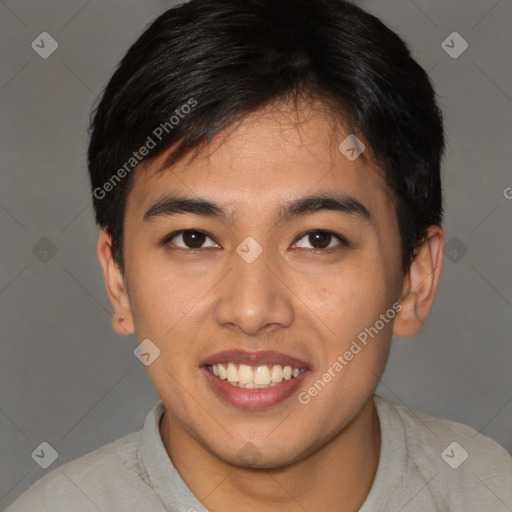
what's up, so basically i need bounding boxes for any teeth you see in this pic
[270,365,283,382]
[208,363,305,388]
[218,364,227,380]
[238,364,253,385]
[254,365,271,386]
[226,363,238,383]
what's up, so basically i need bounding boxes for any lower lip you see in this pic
[201,367,309,410]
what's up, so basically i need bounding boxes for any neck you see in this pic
[160,396,381,512]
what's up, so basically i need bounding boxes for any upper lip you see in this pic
[200,349,311,370]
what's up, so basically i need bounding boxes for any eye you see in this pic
[163,230,219,250]
[292,230,348,250]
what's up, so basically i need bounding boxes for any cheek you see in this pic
[298,260,396,400]
[127,261,201,332]
[302,261,391,338]
[129,269,204,404]
[126,262,216,377]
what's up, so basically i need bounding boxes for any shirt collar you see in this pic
[136,401,208,512]
[359,395,407,510]
[136,396,403,511]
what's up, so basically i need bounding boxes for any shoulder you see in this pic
[4,431,153,512]
[375,395,512,508]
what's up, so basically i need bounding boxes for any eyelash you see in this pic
[161,229,349,252]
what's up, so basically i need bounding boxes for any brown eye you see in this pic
[308,232,332,249]
[164,230,219,249]
[293,230,347,250]
[182,231,206,248]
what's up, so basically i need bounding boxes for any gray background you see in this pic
[0,0,511,508]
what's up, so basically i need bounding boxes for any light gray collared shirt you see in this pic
[5,395,512,511]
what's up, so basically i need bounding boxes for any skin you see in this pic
[96,99,444,511]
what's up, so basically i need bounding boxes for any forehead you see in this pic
[126,101,393,222]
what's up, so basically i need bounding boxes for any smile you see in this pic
[206,363,307,389]
[200,350,311,409]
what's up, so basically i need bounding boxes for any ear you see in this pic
[393,225,444,338]
[96,228,134,336]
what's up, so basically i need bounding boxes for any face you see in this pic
[114,101,406,467]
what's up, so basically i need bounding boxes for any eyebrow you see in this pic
[142,193,373,224]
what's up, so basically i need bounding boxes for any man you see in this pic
[6,0,511,510]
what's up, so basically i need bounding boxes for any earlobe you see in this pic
[96,228,135,336]
[392,225,444,338]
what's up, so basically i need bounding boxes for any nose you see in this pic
[213,248,295,336]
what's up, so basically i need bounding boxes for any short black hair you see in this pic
[87,0,444,276]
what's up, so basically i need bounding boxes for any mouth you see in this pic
[200,350,311,409]
[205,363,306,388]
